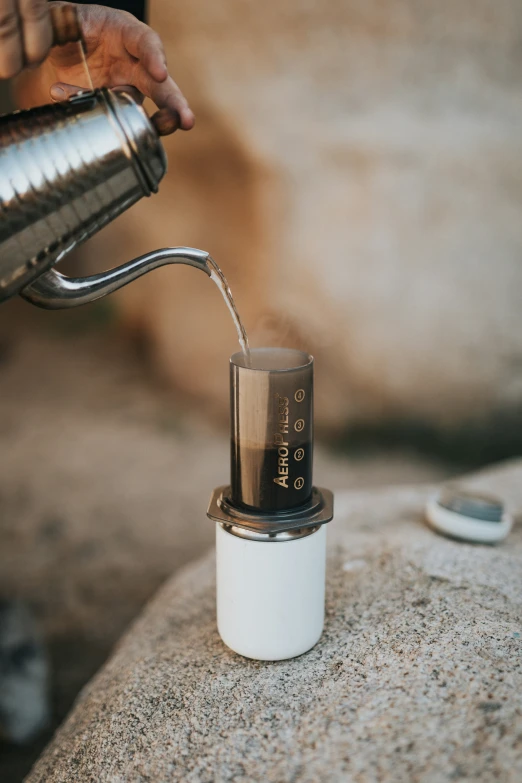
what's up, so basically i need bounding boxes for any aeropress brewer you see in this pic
[208,348,334,660]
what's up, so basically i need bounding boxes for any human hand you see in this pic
[1,1,194,132]
[48,3,194,131]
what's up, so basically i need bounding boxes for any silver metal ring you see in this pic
[219,522,321,542]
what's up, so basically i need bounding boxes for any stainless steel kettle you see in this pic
[0,87,210,309]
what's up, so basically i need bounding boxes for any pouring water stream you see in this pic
[207,256,251,366]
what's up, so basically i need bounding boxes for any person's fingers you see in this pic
[19,0,52,66]
[0,0,23,78]
[131,70,195,130]
[49,81,80,101]
[121,15,168,84]
[117,14,194,129]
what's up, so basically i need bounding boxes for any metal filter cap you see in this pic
[425,486,512,544]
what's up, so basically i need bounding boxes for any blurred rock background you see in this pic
[1,0,522,780]
[103,0,522,435]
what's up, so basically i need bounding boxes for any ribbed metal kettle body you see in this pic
[0,88,166,302]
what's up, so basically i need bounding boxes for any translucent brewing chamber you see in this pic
[230,348,313,512]
[208,347,334,662]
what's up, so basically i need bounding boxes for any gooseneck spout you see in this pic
[20,247,210,310]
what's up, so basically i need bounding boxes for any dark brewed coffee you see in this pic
[231,442,313,512]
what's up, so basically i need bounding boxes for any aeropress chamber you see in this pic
[208,348,334,660]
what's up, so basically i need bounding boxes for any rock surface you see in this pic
[28,459,522,782]
[0,301,447,781]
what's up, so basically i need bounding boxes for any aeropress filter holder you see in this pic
[208,348,333,661]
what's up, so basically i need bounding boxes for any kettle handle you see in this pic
[20,247,210,309]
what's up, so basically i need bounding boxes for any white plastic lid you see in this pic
[425,486,512,544]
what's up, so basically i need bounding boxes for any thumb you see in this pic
[50,82,84,101]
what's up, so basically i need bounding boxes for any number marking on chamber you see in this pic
[294,419,305,432]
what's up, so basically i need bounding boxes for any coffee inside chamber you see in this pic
[230,441,313,512]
